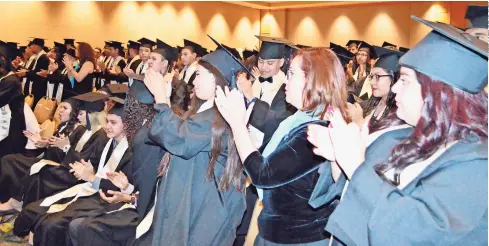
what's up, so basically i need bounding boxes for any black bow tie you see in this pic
[259,77,273,83]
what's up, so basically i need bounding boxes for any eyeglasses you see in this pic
[368,74,391,81]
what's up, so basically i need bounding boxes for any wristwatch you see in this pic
[62,145,70,152]
[130,193,137,205]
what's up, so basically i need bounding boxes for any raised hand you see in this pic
[215,86,248,129]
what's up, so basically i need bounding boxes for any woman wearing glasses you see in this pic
[347,46,405,135]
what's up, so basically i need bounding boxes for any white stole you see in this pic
[40,137,129,213]
[22,55,36,94]
[179,61,198,84]
[129,60,145,87]
[358,76,372,99]
[24,103,40,149]
[248,71,286,148]
[75,130,93,152]
[109,56,125,84]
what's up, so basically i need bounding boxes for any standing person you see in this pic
[234,36,297,245]
[103,41,127,85]
[346,40,360,55]
[19,38,50,107]
[123,37,155,87]
[309,17,488,246]
[116,40,141,86]
[0,41,27,158]
[64,39,75,50]
[63,42,95,95]
[47,48,79,101]
[179,39,206,87]
[216,47,348,245]
[133,36,249,246]
[346,41,376,100]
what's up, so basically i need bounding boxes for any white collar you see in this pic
[197,100,213,113]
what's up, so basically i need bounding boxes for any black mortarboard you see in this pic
[465,5,488,29]
[138,38,156,49]
[7,42,18,49]
[382,41,397,48]
[73,92,107,112]
[242,49,257,60]
[296,44,312,49]
[108,96,125,118]
[30,38,45,47]
[398,47,410,53]
[156,39,179,63]
[177,45,183,54]
[127,40,140,50]
[18,46,27,54]
[330,42,355,67]
[0,41,20,70]
[105,84,128,99]
[104,41,112,47]
[183,39,206,57]
[108,41,123,49]
[399,16,488,94]
[346,40,361,47]
[65,48,76,58]
[43,46,50,53]
[203,35,255,88]
[54,41,67,55]
[358,41,377,58]
[222,44,242,60]
[64,39,75,46]
[255,35,289,60]
[372,46,404,72]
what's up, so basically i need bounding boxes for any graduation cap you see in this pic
[255,35,291,60]
[138,38,156,50]
[183,39,207,57]
[73,92,107,112]
[65,48,76,58]
[54,41,67,55]
[18,46,27,55]
[156,39,179,63]
[346,40,361,47]
[398,47,410,53]
[7,42,18,49]
[465,5,487,29]
[43,46,50,53]
[382,41,397,49]
[108,41,123,50]
[0,41,20,70]
[330,42,355,67]
[105,84,128,99]
[242,49,258,60]
[296,44,312,49]
[64,39,75,46]
[127,40,140,50]
[222,44,242,60]
[108,96,125,118]
[358,41,377,58]
[399,16,488,94]
[176,45,183,54]
[203,35,255,88]
[372,46,404,73]
[104,41,112,47]
[30,38,45,47]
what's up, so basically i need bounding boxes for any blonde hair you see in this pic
[88,111,107,132]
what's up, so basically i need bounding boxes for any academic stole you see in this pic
[0,72,14,141]
[40,137,129,214]
[109,56,124,84]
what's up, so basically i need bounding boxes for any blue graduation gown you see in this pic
[325,128,488,246]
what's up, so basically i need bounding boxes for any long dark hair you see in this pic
[158,60,244,192]
[59,98,80,136]
[363,68,403,133]
[374,72,488,185]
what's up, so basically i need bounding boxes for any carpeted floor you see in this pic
[0,217,28,246]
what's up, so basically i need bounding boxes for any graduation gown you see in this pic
[72,124,163,246]
[0,124,86,203]
[133,103,246,246]
[46,67,77,102]
[18,128,109,208]
[30,145,133,246]
[104,57,127,85]
[115,58,142,85]
[24,52,50,107]
[325,128,488,246]
[0,73,27,158]
[249,84,296,146]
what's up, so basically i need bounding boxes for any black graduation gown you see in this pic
[114,59,142,84]
[30,149,133,246]
[24,54,50,107]
[104,59,127,85]
[0,124,86,203]
[0,73,27,158]
[19,128,109,207]
[249,84,297,146]
[13,128,109,238]
[133,103,246,246]
[46,68,77,101]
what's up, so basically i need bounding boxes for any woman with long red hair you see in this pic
[308,16,488,245]
[216,47,348,245]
